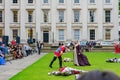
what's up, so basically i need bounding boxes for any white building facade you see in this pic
[0,0,119,43]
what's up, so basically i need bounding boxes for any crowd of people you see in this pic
[0,40,44,66]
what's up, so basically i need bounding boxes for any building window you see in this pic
[0,11,2,22]
[13,0,18,3]
[74,0,79,3]
[44,0,48,3]
[89,10,95,22]
[59,10,64,22]
[28,0,33,3]
[90,29,95,40]
[59,0,64,3]
[105,0,110,3]
[28,28,33,38]
[13,11,18,22]
[90,0,95,3]
[105,29,111,40]
[28,11,33,22]
[59,29,64,41]
[74,10,79,22]
[105,10,111,22]
[0,0,2,3]
[43,10,49,22]
[0,29,2,38]
[13,29,18,39]
[74,29,80,40]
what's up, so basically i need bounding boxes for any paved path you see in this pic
[0,53,47,80]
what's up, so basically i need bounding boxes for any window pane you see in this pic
[0,11,2,22]
[28,0,33,3]
[105,29,111,40]
[59,0,64,3]
[74,29,79,40]
[28,28,33,38]
[90,29,95,40]
[105,10,111,22]
[59,10,64,22]
[89,10,95,22]
[59,29,64,41]
[13,11,18,22]
[44,0,48,3]
[0,29,2,38]
[74,0,79,3]
[13,0,17,3]
[28,11,33,22]
[13,29,18,39]
[43,10,48,22]
[90,0,95,3]
[105,0,110,3]
[0,0,2,3]
[74,11,79,22]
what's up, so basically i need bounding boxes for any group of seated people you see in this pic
[0,41,33,65]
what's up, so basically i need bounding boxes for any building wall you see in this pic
[0,0,119,43]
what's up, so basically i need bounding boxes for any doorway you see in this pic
[43,31,49,43]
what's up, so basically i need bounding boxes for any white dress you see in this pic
[73,46,79,66]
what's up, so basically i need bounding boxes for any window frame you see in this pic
[74,0,79,3]
[74,10,80,22]
[13,11,18,22]
[105,0,111,4]
[89,0,95,4]
[0,11,2,22]
[59,29,64,41]
[105,29,111,40]
[28,11,33,22]
[59,0,64,3]
[89,10,95,23]
[13,29,18,39]
[13,0,18,3]
[43,0,48,3]
[59,10,64,22]
[90,29,95,40]
[74,29,80,40]
[43,10,49,22]
[105,10,111,23]
[0,0,2,3]
[28,0,33,3]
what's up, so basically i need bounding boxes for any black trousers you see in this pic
[49,56,62,68]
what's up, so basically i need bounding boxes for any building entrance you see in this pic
[43,31,49,43]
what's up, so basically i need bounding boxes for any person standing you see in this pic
[74,40,90,66]
[49,43,66,68]
[37,41,41,55]
[73,41,79,66]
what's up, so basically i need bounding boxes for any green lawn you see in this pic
[10,52,120,80]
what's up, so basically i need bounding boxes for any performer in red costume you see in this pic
[49,43,66,68]
[114,42,120,53]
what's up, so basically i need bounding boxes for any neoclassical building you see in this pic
[0,0,119,43]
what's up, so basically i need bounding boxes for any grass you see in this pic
[10,51,120,80]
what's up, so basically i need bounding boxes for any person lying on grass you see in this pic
[106,58,120,63]
[48,67,87,76]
